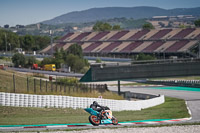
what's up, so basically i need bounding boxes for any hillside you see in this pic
[42,6,200,25]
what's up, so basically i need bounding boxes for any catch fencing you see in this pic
[0,92,165,111]
[0,72,107,94]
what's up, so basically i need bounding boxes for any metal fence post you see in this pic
[34,79,36,93]
[51,80,53,92]
[68,86,71,94]
[118,80,121,95]
[40,79,42,92]
[64,84,66,93]
[60,83,62,92]
[27,77,29,92]
[55,75,57,92]
[13,74,16,93]
[46,80,48,92]
[90,84,92,93]
[76,84,78,93]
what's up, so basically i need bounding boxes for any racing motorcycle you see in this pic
[84,106,118,126]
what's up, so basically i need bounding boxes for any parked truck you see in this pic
[43,64,56,71]
[32,64,56,71]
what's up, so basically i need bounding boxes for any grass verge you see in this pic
[0,97,190,125]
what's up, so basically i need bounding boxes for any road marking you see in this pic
[0,118,191,130]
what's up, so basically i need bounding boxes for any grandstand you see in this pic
[40,28,200,58]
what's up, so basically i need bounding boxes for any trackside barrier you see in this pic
[147,80,200,88]
[0,92,164,111]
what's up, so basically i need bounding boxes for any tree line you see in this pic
[0,29,50,52]
[12,43,89,73]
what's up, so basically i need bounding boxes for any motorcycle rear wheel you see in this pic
[89,115,100,126]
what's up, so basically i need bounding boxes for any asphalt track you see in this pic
[108,86,200,122]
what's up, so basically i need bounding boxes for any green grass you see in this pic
[0,97,190,125]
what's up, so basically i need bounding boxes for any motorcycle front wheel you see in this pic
[112,117,118,125]
[89,115,100,126]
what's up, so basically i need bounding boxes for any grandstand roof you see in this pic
[40,28,200,55]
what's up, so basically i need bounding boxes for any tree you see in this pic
[112,25,121,30]
[93,22,112,31]
[93,21,103,31]
[136,53,156,61]
[65,54,89,73]
[65,54,79,71]
[67,43,83,58]
[142,23,155,29]
[22,35,35,51]
[93,21,122,31]
[179,24,186,29]
[25,56,36,67]
[12,53,26,67]
[41,57,54,66]
[194,19,200,27]
[0,30,20,51]
[33,36,50,51]
[52,48,65,69]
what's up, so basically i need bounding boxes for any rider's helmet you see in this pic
[93,101,98,106]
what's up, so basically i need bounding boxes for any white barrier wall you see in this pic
[0,92,164,111]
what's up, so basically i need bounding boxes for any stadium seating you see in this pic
[60,33,74,41]
[89,32,110,41]
[41,28,200,56]
[84,42,102,53]
[195,33,200,39]
[150,29,172,40]
[100,42,122,53]
[142,41,164,52]
[72,32,91,41]
[171,28,195,39]
[120,41,143,53]
[165,40,189,52]
[128,29,150,40]
[108,31,129,40]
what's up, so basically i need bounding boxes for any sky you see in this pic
[0,0,200,27]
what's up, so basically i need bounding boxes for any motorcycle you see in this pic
[84,106,118,126]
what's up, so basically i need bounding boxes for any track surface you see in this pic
[108,86,200,121]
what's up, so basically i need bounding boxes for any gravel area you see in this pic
[43,125,200,133]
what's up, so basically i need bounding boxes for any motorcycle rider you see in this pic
[90,101,110,119]
[90,101,102,112]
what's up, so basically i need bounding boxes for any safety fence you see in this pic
[0,92,165,111]
[147,80,200,88]
[0,72,107,94]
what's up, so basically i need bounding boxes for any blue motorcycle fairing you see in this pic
[84,108,99,116]
[101,119,112,124]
